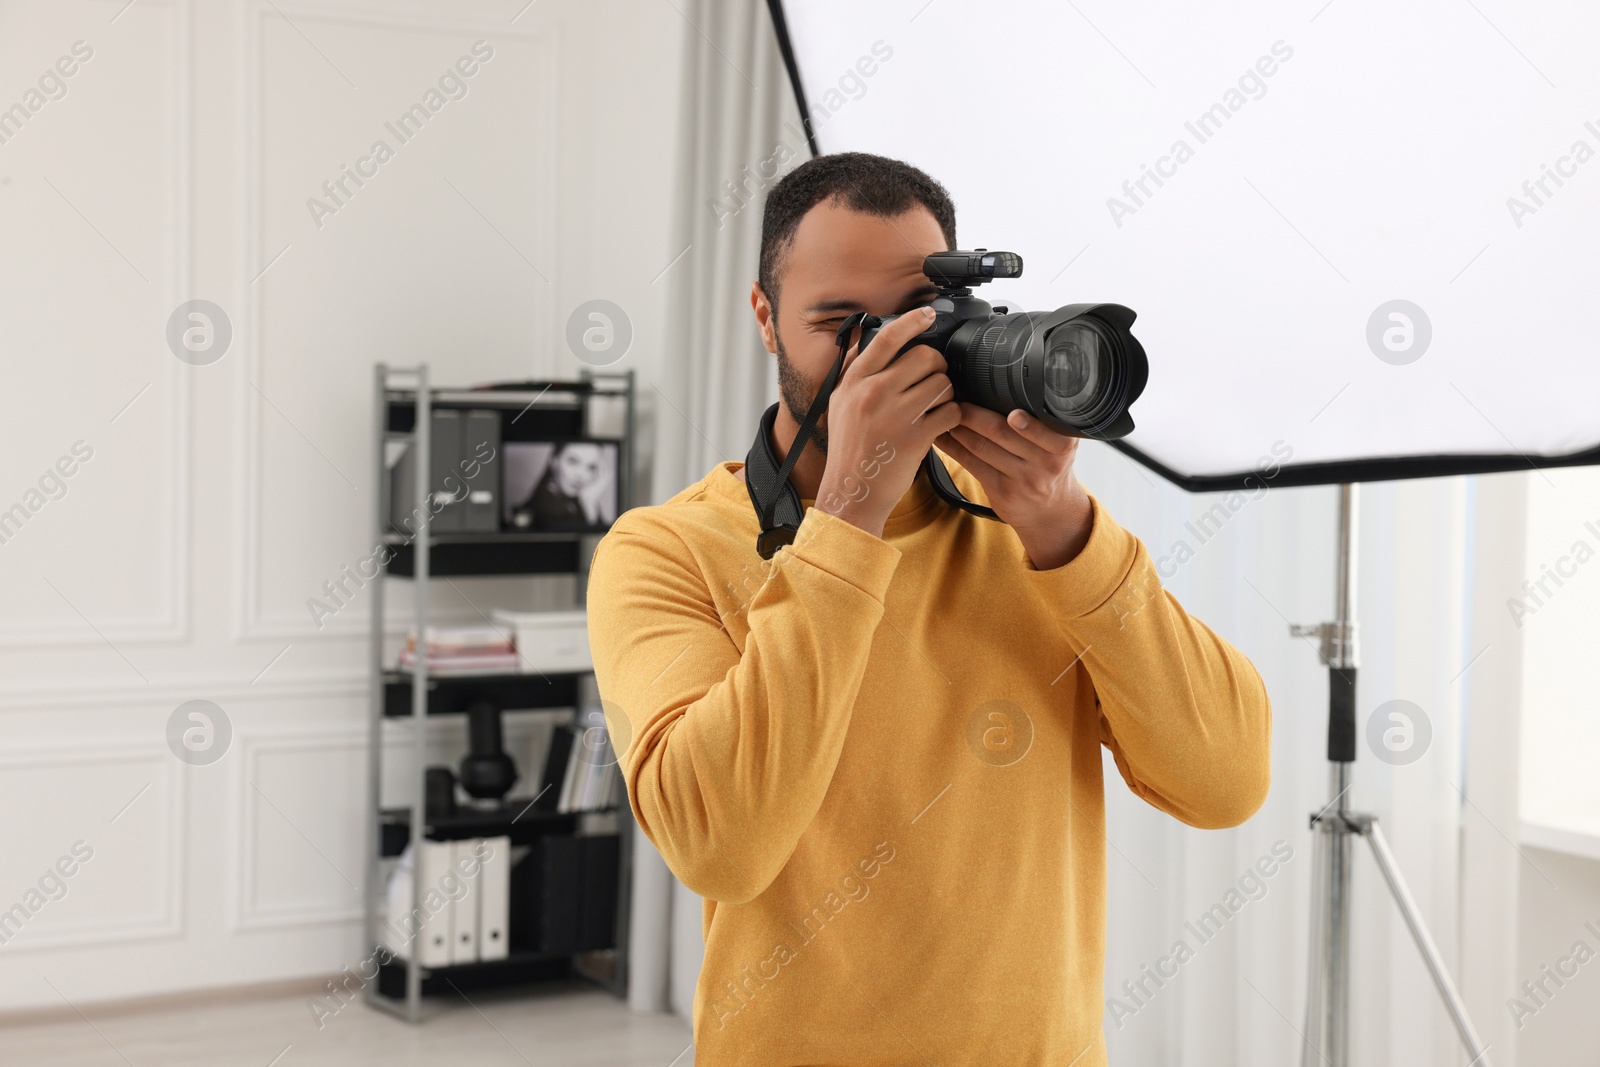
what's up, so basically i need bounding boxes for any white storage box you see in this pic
[491,608,592,674]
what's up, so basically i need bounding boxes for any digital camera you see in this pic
[854,249,1148,439]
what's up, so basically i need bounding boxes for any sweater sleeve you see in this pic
[1019,492,1273,828]
[585,504,901,903]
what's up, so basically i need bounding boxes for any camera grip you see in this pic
[855,312,947,365]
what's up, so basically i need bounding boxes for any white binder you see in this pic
[478,835,511,962]
[418,840,455,967]
[450,839,482,964]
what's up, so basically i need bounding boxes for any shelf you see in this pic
[385,389,584,438]
[380,800,619,855]
[385,380,623,408]
[381,530,601,546]
[384,535,585,577]
[1521,819,1600,863]
[374,950,586,999]
[383,381,630,438]
[368,365,635,1017]
[383,670,584,717]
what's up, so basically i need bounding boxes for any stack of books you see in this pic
[398,625,519,674]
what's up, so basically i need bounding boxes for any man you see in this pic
[586,152,1272,1065]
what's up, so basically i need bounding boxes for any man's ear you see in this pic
[751,281,778,355]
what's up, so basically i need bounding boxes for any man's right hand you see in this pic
[816,305,961,538]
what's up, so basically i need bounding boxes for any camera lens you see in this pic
[944,305,1143,439]
[1042,324,1103,414]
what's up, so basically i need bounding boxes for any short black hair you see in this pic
[758,152,957,311]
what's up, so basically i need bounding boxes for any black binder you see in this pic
[537,726,575,812]
[461,409,501,532]
[579,834,620,951]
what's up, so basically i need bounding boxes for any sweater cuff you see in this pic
[784,505,903,604]
[1018,492,1141,618]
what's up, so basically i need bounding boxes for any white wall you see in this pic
[0,0,683,1012]
[1519,465,1600,836]
[1512,464,1600,1062]
[1515,846,1600,1062]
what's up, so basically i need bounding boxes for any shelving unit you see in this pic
[364,363,636,1022]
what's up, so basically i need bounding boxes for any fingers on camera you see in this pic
[885,345,946,392]
[908,375,960,432]
[910,373,954,419]
[860,307,936,375]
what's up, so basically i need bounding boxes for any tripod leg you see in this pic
[1301,811,1356,1067]
[1300,818,1330,1067]
[1326,821,1354,1067]
[1364,820,1494,1066]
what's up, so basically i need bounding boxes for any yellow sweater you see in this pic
[585,453,1272,1066]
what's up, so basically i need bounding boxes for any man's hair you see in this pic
[757,152,957,311]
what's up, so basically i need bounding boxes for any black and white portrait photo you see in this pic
[503,440,619,531]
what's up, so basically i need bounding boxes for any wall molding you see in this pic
[234,1,560,641]
[0,671,367,712]
[229,725,368,932]
[0,741,185,951]
[0,0,191,649]
[226,715,558,932]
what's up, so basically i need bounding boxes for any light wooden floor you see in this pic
[0,979,694,1067]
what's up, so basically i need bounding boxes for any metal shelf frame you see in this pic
[363,363,637,1022]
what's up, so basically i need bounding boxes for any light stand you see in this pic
[1291,484,1493,1066]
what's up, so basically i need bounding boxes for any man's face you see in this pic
[753,199,948,454]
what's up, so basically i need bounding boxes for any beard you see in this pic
[775,330,828,456]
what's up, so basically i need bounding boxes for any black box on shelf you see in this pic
[461,409,501,533]
[579,833,620,952]
[512,834,582,955]
[509,833,620,955]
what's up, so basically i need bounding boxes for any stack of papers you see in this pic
[557,705,622,813]
[398,625,518,674]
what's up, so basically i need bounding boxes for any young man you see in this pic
[586,152,1272,1065]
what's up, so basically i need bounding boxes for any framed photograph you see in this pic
[502,438,620,531]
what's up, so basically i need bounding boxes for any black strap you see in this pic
[923,450,998,522]
[745,314,1000,558]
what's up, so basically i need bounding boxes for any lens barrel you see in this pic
[946,303,1147,440]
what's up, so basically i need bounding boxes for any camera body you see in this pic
[854,249,1147,441]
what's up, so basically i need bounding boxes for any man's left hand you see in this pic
[935,403,1093,571]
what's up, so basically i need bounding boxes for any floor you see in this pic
[0,979,694,1067]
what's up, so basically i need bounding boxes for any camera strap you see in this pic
[744,312,999,560]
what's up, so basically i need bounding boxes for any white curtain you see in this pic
[651,0,795,492]
[628,0,798,1018]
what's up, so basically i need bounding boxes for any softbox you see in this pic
[767,0,1600,490]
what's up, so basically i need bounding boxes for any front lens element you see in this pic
[1042,324,1105,415]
